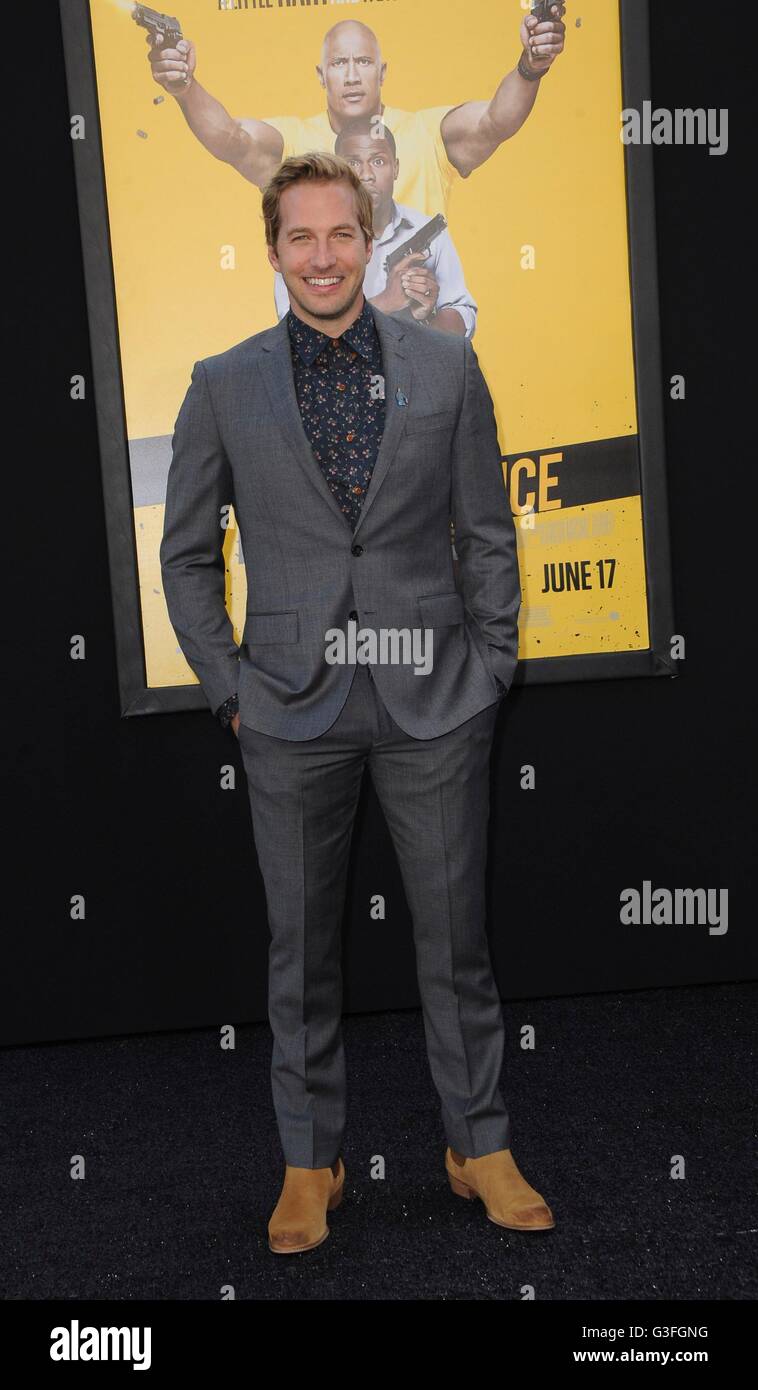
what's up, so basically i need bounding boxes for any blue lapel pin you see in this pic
[395,389,408,407]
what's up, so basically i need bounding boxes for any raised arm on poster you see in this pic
[142,4,566,195]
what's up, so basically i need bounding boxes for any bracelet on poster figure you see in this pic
[518,53,544,82]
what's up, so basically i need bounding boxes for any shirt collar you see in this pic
[373,201,413,247]
[286,296,377,367]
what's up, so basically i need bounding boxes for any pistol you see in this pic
[531,1,561,21]
[132,4,183,51]
[383,213,447,278]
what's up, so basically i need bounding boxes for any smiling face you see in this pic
[317,23,386,126]
[267,178,373,334]
[336,131,398,225]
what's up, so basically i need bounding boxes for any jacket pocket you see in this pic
[403,409,456,436]
[417,591,465,627]
[242,609,299,644]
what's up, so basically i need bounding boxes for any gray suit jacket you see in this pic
[159,303,521,740]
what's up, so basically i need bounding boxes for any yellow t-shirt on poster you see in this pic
[259,105,460,218]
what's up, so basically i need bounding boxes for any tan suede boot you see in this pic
[268,1157,346,1254]
[445,1147,555,1231]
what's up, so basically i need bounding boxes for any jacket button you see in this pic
[351,544,363,556]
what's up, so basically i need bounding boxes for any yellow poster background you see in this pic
[89,0,648,684]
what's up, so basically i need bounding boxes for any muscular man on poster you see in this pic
[146,9,567,219]
[160,152,555,1252]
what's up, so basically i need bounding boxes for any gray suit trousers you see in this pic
[237,661,511,1167]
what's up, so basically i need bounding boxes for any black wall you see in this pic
[7,1,753,1047]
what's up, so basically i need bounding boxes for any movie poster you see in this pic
[62,0,674,711]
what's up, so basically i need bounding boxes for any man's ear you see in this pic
[266,243,280,272]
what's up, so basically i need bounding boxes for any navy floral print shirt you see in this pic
[286,297,386,532]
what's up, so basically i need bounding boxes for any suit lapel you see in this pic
[353,308,413,539]
[258,304,413,536]
[259,315,346,526]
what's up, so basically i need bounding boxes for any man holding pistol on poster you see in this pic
[273,116,479,337]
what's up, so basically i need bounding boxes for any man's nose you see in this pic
[309,244,338,269]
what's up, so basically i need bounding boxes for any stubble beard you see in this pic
[289,274,363,326]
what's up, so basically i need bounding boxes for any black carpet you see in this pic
[1,982,755,1301]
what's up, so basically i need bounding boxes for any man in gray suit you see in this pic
[160,153,554,1254]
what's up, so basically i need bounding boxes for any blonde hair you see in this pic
[261,151,374,251]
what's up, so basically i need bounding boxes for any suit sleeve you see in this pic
[450,337,521,691]
[159,361,241,714]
